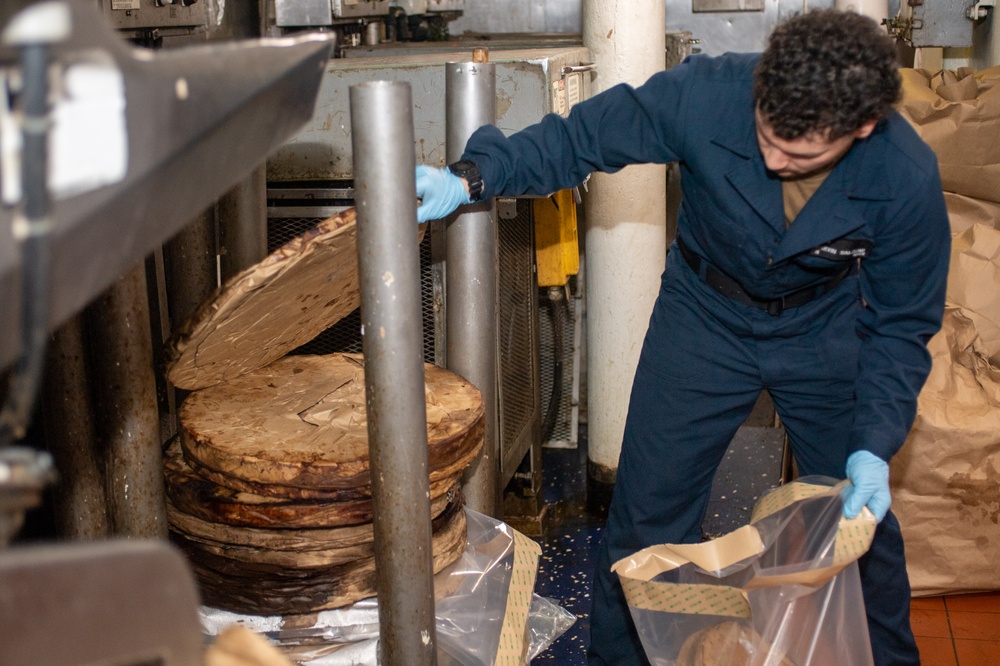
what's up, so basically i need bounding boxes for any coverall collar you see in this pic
[712,114,897,265]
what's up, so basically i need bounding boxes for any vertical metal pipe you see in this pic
[582,0,667,486]
[86,262,167,539]
[41,316,111,539]
[163,209,217,329]
[0,41,51,447]
[445,59,499,517]
[218,164,268,281]
[349,81,437,666]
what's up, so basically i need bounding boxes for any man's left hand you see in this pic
[842,450,891,522]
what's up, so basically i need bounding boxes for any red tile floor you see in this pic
[911,592,1000,666]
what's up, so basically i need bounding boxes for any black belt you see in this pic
[676,237,853,316]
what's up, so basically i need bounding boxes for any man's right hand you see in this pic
[415,165,472,223]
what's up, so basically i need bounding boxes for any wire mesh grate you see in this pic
[497,203,540,466]
[538,280,577,448]
[266,215,436,362]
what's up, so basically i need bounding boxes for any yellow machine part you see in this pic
[533,189,580,288]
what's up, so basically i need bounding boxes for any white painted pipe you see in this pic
[582,1,667,484]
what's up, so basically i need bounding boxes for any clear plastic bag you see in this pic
[200,508,575,665]
[612,477,877,666]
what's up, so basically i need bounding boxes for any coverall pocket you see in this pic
[811,295,864,384]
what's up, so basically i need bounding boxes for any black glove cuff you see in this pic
[448,160,484,202]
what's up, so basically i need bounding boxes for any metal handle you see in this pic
[562,63,597,75]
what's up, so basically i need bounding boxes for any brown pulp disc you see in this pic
[166,483,457,553]
[179,500,469,615]
[164,438,461,529]
[169,489,461,569]
[178,353,484,492]
[166,209,361,392]
[179,426,481,500]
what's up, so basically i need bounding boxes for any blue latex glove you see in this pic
[415,165,472,223]
[842,450,891,522]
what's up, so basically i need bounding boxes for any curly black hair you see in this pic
[753,9,901,141]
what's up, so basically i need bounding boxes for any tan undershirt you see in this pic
[782,166,833,227]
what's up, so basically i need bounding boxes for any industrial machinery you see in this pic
[266,42,594,520]
[0,2,333,662]
[886,0,994,47]
[267,0,467,53]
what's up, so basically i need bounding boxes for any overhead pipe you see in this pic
[350,80,437,666]
[582,0,667,493]
[445,53,499,517]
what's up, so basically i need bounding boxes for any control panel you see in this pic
[101,0,209,38]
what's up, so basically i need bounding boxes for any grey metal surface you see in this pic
[904,0,977,47]
[0,1,333,371]
[218,165,268,281]
[99,0,208,34]
[341,32,585,58]
[428,0,467,11]
[276,0,334,26]
[267,45,593,181]
[445,60,500,517]
[448,0,581,33]
[86,262,168,539]
[0,540,202,666]
[350,80,437,666]
[665,0,836,56]
[275,0,391,25]
[333,0,391,18]
[692,0,765,12]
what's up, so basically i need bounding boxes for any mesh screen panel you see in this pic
[538,280,577,448]
[497,201,539,468]
[266,215,436,362]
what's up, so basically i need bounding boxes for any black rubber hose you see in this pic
[0,43,52,447]
[541,288,567,443]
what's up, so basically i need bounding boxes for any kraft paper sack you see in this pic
[897,66,1000,232]
[613,478,877,666]
[890,223,1000,596]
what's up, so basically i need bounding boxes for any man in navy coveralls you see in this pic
[416,9,950,665]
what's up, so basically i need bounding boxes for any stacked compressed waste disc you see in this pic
[163,210,481,615]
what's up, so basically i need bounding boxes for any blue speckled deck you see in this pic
[530,430,602,664]
[528,423,784,663]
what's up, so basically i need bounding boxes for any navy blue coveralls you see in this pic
[463,53,951,665]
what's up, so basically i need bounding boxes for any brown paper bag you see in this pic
[890,223,1000,596]
[897,67,1000,207]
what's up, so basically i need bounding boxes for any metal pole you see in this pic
[86,262,168,539]
[163,209,217,329]
[349,80,436,666]
[41,316,111,539]
[445,56,499,517]
[218,165,268,281]
[582,0,667,488]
